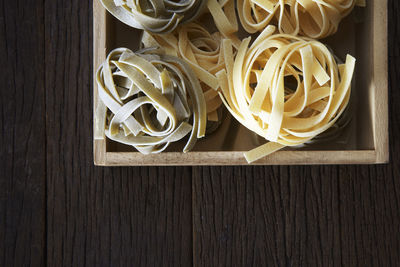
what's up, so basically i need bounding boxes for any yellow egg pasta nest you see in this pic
[237,0,365,38]
[217,26,356,162]
[141,23,228,122]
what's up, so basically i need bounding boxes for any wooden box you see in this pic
[93,0,388,166]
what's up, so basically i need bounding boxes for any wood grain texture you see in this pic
[44,1,193,266]
[0,0,46,266]
[192,1,400,265]
[193,165,400,266]
[1,0,399,266]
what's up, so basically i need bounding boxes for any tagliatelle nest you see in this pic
[142,23,227,122]
[95,48,207,154]
[100,0,207,33]
[237,0,365,38]
[217,26,356,162]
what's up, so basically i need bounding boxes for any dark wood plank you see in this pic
[0,0,46,266]
[46,166,193,267]
[193,166,400,266]
[192,1,400,266]
[44,1,193,266]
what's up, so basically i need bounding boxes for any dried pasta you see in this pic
[99,0,206,33]
[96,48,207,154]
[141,23,226,122]
[206,0,241,48]
[237,0,366,38]
[217,26,356,162]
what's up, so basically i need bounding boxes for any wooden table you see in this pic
[1,0,399,266]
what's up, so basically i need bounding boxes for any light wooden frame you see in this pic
[93,0,389,166]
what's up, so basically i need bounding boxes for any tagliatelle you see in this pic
[206,0,241,48]
[96,48,207,154]
[141,23,227,123]
[304,101,352,145]
[99,0,206,33]
[237,0,366,38]
[217,26,356,163]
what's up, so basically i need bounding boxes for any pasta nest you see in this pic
[100,0,207,33]
[141,23,227,123]
[237,0,364,38]
[96,48,207,154]
[217,26,356,162]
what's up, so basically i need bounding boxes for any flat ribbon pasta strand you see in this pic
[237,0,365,38]
[141,23,226,123]
[100,0,207,33]
[218,26,356,163]
[96,48,207,154]
[206,0,241,48]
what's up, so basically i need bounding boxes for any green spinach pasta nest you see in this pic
[100,0,207,33]
[96,48,207,154]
